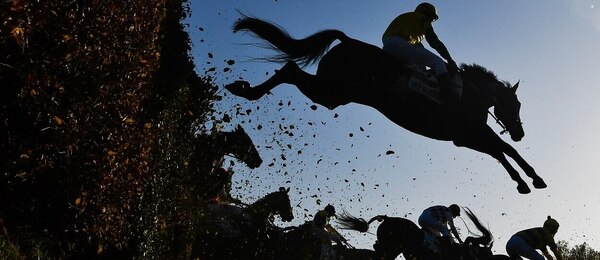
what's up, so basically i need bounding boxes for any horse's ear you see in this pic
[286,187,290,192]
[512,80,520,92]
[279,187,285,192]
[235,124,244,132]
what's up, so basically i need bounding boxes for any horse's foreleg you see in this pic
[225,61,302,100]
[454,128,531,194]
[493,152,531,194]
[500,143,547,189]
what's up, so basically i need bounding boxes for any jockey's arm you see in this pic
[325,224,347,242]
[550,246,563,260]
[448,220,463,244]
[541,248,554,260]
[424,27,453,63]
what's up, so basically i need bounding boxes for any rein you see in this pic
[487,111,508,135]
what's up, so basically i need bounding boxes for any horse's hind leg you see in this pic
[225,61,304,100]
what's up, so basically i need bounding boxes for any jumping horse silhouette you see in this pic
[193,187,294,259]
[190,125,263,201]
[225,16,546,194]
[337,208,511,260]
[268,220,376,260]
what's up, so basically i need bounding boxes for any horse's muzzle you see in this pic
[510,127,524,142]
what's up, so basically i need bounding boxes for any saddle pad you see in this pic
[403,65,463,104]
[406,65,442,104]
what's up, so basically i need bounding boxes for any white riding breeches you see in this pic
[506,235,544,260]
[382,36,448,76]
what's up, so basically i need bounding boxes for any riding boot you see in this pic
[436,73,459,108]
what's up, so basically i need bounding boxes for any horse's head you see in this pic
[273,187,294,222]
[459,64,525,142]
[247,187,293,225]
[232,125,263,168]
[493,81,524,141]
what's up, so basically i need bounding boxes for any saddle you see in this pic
[400,64,463,105]
[422,230,442,254]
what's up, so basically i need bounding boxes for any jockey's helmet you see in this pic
[449,204,460,217]
[415,2,439,21]
[543,216,560,234]
[325,204,336,215]
[215,168,228,178]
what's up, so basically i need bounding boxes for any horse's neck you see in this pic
[247,194,275,218]
[463,80,496,110]
[212,131,238,155]
[210,131,227,148]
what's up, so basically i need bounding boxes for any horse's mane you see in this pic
[254,189,288,207]
[460,64,511,87]
[255,190,277,203]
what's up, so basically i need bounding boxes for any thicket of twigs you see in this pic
[1,0,218,258]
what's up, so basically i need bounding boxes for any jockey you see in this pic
[314,204,336,228]
[382,2,459,105]
[313,204,348,259]
[506,216,563,260]
[210,168,241,204]
[418,204,463,251]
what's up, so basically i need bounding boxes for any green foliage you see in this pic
[0,236,20,260]
[558,241,600,260]
[0,234,52,260]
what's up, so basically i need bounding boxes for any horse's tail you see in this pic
[337,212,387,233]
[463,207,493,247]
[367,215,387,224]
[234,15,349,67]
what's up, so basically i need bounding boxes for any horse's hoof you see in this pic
[225,81,260,100]
[517,184,531,194]
[533,178,547,189]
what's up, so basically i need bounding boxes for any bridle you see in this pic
[488,110,509,135]
[488,86,522,135]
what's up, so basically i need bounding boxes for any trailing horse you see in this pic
[226,16,546,194]
[190,125,263,201]
[191,124,262,171]
[270,221,323,260]
[269,220,376,260]
[337,208,510,260]
[192,187,294,259]
[337,213,427,259]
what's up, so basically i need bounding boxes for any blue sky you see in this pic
[191,0,600,256]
